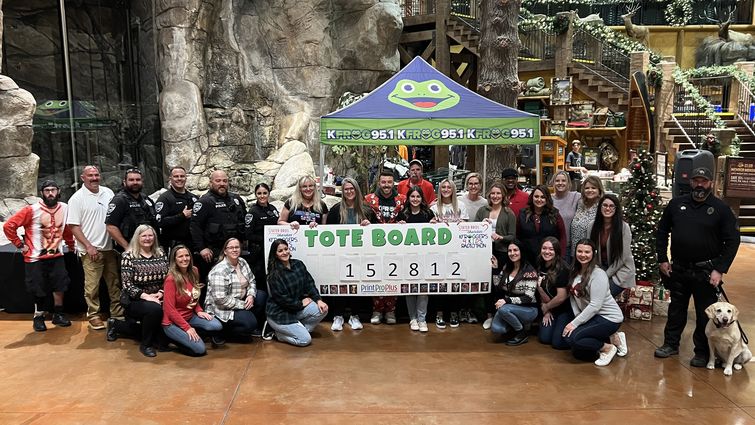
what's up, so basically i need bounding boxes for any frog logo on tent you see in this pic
[388,79,460,112]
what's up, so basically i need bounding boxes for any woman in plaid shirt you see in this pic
[265,239,328,346]
[206,238,268,342]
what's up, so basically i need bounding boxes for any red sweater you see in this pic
[162,273,203,331]
[3,202,75,263]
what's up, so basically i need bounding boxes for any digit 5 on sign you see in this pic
[361,255,382,281]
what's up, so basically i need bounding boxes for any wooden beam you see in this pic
[460,62,475,87]
[400,30,436,44]
[451,51,476,63]
[398,45,412,66]
[421,39,436,61]
[435,0,450,75]
[403,14,437,27]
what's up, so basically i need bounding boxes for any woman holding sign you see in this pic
[278,176,328,228]
[430,179,468,328]
[266,239,328,346]
[325,178,375,332]
[399,186,437,332]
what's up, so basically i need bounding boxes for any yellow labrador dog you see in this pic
[705,302,752,376]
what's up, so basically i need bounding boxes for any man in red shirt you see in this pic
[397,159,436,205]
[4,180,75,331]
[502,168,529,217]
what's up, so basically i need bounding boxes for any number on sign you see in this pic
[361,257,382,281]
[424,254,444,280]
[446,254,465,279]
[339,256,360,281]
[404,254,422,280]
[383,255,403,280]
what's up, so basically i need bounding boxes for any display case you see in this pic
[539,135,567,184]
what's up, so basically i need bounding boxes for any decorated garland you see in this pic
[671,67,727,130]
[664,0,694,27]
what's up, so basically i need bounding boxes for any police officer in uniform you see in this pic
[156,166,198,251]
[654,167,740,367]
[106,168,158,252]
[244,182,279,286]
[191,170,247,277]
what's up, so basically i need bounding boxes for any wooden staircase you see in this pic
[446,15,479,56]
[568,64,629,112]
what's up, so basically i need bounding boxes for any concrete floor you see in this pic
[2,245,755,424]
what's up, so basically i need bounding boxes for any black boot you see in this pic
[505,329,529,346]
[33,315,47,332]
[139,344,157,357]
[106,318,119,342]
[51,312,71,327]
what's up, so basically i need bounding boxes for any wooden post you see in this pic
[553,11,575,122]
[655,60,678,155]
[675,30,684,68]
[434,0,450,170]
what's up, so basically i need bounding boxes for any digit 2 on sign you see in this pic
[383,254,402,281]
[446,254,465,279]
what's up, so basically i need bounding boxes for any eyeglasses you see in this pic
[226,246,241,251]
[126,168,142,175]
[602,204,616,210]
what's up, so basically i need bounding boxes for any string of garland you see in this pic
[671,67,727,129]
[664,0,693,27]
[521,0,700,28]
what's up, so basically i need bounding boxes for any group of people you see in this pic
[3,156,741,367]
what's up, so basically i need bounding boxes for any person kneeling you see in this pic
[206,238,268,342]
[490,240,539,345]
[162,245,222,356]
[265,239,327,346]
[563,239,626,366]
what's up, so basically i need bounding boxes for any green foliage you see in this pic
[671,67,727,129]
[665,0,694,27]
[621,149,664,282]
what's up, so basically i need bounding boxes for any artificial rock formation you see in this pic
[156,0,403,195]
[0,75,39,199]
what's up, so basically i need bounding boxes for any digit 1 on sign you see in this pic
[424,253,444,280]
[446,254,465,279]
[361,255,382,281]
[339,255,360,281]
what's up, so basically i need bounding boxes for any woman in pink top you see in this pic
[162,245,222,356]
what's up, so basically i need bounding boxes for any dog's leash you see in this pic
[716,283,749,344]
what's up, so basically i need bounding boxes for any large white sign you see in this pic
[263,222,492,296]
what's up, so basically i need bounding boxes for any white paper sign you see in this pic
[264,222,492,296]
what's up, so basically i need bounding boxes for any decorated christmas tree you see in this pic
[621,149,664,283]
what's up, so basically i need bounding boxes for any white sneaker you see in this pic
[595,345,618,366]
[370,311,382,325]
[331,315,344,331]
[418,321,429,332]
[348,315,363,330]
[482,317,493,330]
[385,311,397,325]
[410,319,419,331]
[615,331,628,357]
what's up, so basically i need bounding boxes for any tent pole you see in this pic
[319,145,325,196]
[535,143,541,186]
[482,145,488,195]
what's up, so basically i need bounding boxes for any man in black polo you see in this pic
[105,168,158,251]
[156,166,198,251]
[654,167,740,367]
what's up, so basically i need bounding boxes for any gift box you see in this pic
[629,304,653,321]
[654,285,671,302]
[653,299,669,317]
[627,285,653,306]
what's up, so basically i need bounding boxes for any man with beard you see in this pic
[155,166,197,251]
[654,167,740,367]
[501,168,529,217]
[364,170,406,324]
[68,165,122,330]
[190,170,247,275]
[4,180,75,331]
[105,168,157,252]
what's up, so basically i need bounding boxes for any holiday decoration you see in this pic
[621,148,664,283]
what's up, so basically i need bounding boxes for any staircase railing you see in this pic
[671,80,718,147]
[670,115,698,150]
[518,24,556,61]
[736,77,755,139]
[572,28,630,92]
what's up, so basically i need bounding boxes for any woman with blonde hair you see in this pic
[550,170,581,254]
[162,244,223,356]
[109,224,169,358]
[278,175,329,228]
[569,175,604,258]
[458,173,487,219]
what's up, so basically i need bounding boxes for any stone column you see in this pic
[553,12,575,122]
[629,51,650,77]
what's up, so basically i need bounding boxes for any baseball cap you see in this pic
[691,167,712,180]
[501,168,518,178]
[39,180,59,191]
[409,159,423,168]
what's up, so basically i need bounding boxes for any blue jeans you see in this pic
[609,280,625,297]
[221,291,268,339]
[163,314,223,355]
[405,295,429,322]
[538,309,573,350]
[566,315,621,361]
[267,301,327,347]
[491,304,538,334]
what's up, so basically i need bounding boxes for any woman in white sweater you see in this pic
[563,239,626,366]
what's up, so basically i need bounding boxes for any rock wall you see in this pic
[157,0,403,196]
[0,75,39,199]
